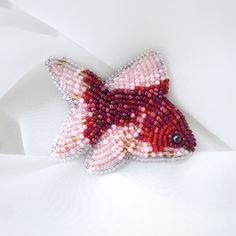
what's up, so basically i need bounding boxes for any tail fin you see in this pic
[46,57,104,159]
[46,58,104,104]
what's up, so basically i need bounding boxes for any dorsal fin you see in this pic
[106,50,170,92]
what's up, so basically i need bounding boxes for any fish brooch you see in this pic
[46,50,196,173]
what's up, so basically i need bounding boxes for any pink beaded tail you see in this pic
[46,58,105,159]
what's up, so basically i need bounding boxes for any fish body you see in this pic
[46,51,196,173]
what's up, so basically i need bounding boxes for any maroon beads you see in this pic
[81,70,196,152]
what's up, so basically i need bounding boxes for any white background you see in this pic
[0,0,235,235]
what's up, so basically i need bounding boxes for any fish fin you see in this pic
[52,108,90,160]
[85,125,132,173]
[46,58,105,159]
[106,50,170,92]
[46,57,104,105]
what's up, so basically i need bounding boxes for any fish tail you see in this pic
[46,58,106,158]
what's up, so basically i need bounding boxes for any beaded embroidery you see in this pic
[46,50,196,173]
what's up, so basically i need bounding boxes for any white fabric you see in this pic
[0,152,236,236]
[0,1,235,235]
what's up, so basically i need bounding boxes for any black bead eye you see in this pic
[172,133,182,144]
[103,88,109,94]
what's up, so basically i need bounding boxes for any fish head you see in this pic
[153,99,197,158]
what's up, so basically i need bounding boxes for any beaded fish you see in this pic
[46,50,196,173]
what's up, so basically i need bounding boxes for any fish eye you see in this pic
[172,133,182,144]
